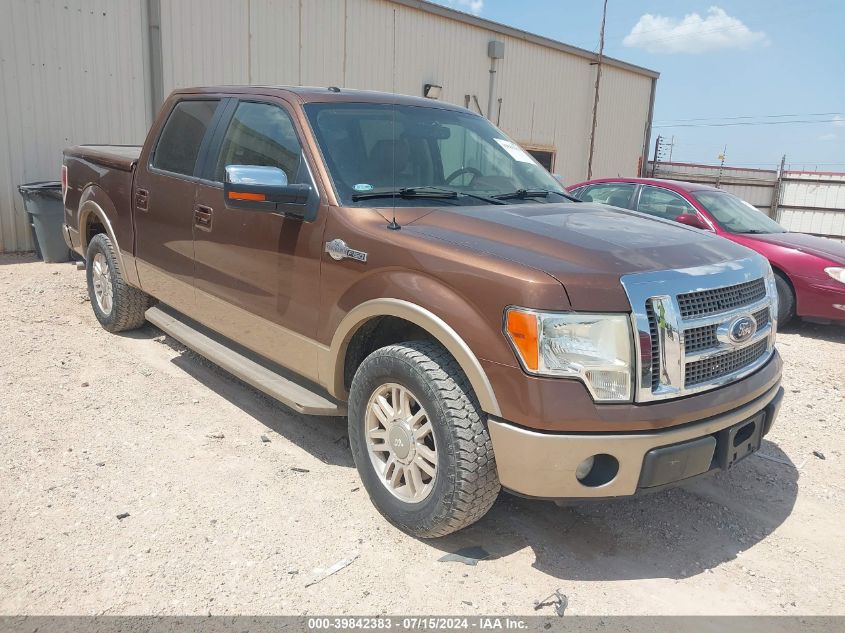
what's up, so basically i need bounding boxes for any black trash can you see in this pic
[17,181,72,263]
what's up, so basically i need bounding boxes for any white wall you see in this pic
[0,0,151,252]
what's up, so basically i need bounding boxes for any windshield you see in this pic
[304,102,570,206]
[692,190,786,234]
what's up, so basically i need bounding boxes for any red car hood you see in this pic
[743,232,845,264]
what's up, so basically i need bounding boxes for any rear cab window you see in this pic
[151,100,220,177]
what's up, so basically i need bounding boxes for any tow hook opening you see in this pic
[576,453,619,487]
[733,420,756,448]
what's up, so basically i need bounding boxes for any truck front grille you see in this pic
[621,258,777,402]
[685,339,769,386]
[683,306,770,354]
[677,278,766,319]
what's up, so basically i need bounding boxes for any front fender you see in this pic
[321,270,514,416]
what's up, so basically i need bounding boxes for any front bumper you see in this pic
[489,383,783,499]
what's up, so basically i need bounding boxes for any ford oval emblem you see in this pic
[729,315,757,343]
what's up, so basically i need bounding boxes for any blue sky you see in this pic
[435,1,845,171]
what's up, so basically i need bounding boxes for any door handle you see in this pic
[135,188,149,211]
[193,205,213,231]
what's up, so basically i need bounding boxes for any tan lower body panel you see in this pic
[489,384,782,499]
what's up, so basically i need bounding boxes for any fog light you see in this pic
[575,456,595,481]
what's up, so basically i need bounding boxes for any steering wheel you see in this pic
[445,167,483,185]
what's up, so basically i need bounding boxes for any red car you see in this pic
[568,177,845,325]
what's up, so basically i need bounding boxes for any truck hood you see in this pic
[406,202,757,310]
[742,231,845,264]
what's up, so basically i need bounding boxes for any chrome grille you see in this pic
[684,306,770,354]
[621,257,777,403]
[677,279,766,319]
[685,339,769,386]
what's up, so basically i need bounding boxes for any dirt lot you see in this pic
[1,252,843,616]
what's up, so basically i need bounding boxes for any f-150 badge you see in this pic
[325,239,368,263]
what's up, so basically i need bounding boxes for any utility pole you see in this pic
[668,135,675,162]
[770,154,786,221]
[586,0,608,180]
[651,134,662,177]
[716,145,727,188]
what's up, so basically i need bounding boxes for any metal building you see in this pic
[0,0,659,253]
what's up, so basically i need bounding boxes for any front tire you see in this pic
[348,341,500,538]
[86,233,151,332]
[774,272,795,325]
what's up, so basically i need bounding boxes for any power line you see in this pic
[653,118,843,129]
[654,112,842,124]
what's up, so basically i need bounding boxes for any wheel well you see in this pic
[343,316,436,390]
[86,217,106,246]
[770,264,793,288]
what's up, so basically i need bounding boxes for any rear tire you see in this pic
[774,272,795,326]
[348,341,500,538]
[86,233,151,332]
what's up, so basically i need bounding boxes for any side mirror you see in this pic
[675,213,709,230]
[224,165,312,212]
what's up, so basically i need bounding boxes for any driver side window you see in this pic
[214,101,304,184]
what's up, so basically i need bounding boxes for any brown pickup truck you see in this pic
[62,86,783,537]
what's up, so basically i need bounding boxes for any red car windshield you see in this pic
[692,190,786,234]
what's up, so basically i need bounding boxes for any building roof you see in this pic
[390,0,660,79]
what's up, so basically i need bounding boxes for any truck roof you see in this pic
[172,85,475,113]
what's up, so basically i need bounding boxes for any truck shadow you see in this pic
[126,324,799,581]
[124,324,355,467]
[780,319,845,343]
[428,440,798,581]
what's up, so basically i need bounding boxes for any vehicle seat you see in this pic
[368,139,414,188]
[606,191,631,208]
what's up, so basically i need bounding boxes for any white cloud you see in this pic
[439,0,483,15]
[833,115,845,128]
[623,6,767,54]
[819,133,837,141]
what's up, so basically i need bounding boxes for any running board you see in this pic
[145,306,346,417]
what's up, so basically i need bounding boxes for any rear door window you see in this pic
[578,183,637,208]
[151,100,220,177]
[637,186,696,220]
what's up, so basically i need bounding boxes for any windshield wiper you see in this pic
[736,229,770,234]
[351,187,458,201]
[492,188,578,202]
[351,186,506,205]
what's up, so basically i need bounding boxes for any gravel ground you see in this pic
[1,252,843,616]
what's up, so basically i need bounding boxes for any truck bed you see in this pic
[64,145,142,172]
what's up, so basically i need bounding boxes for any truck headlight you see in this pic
[825,267,845,284]
[504,308,634,402]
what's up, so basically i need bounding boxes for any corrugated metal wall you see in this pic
[0,0,151,252]
[648,161,778,211]
[1,0,656,252]
[779,172,845,238]
[647,161,845,239]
